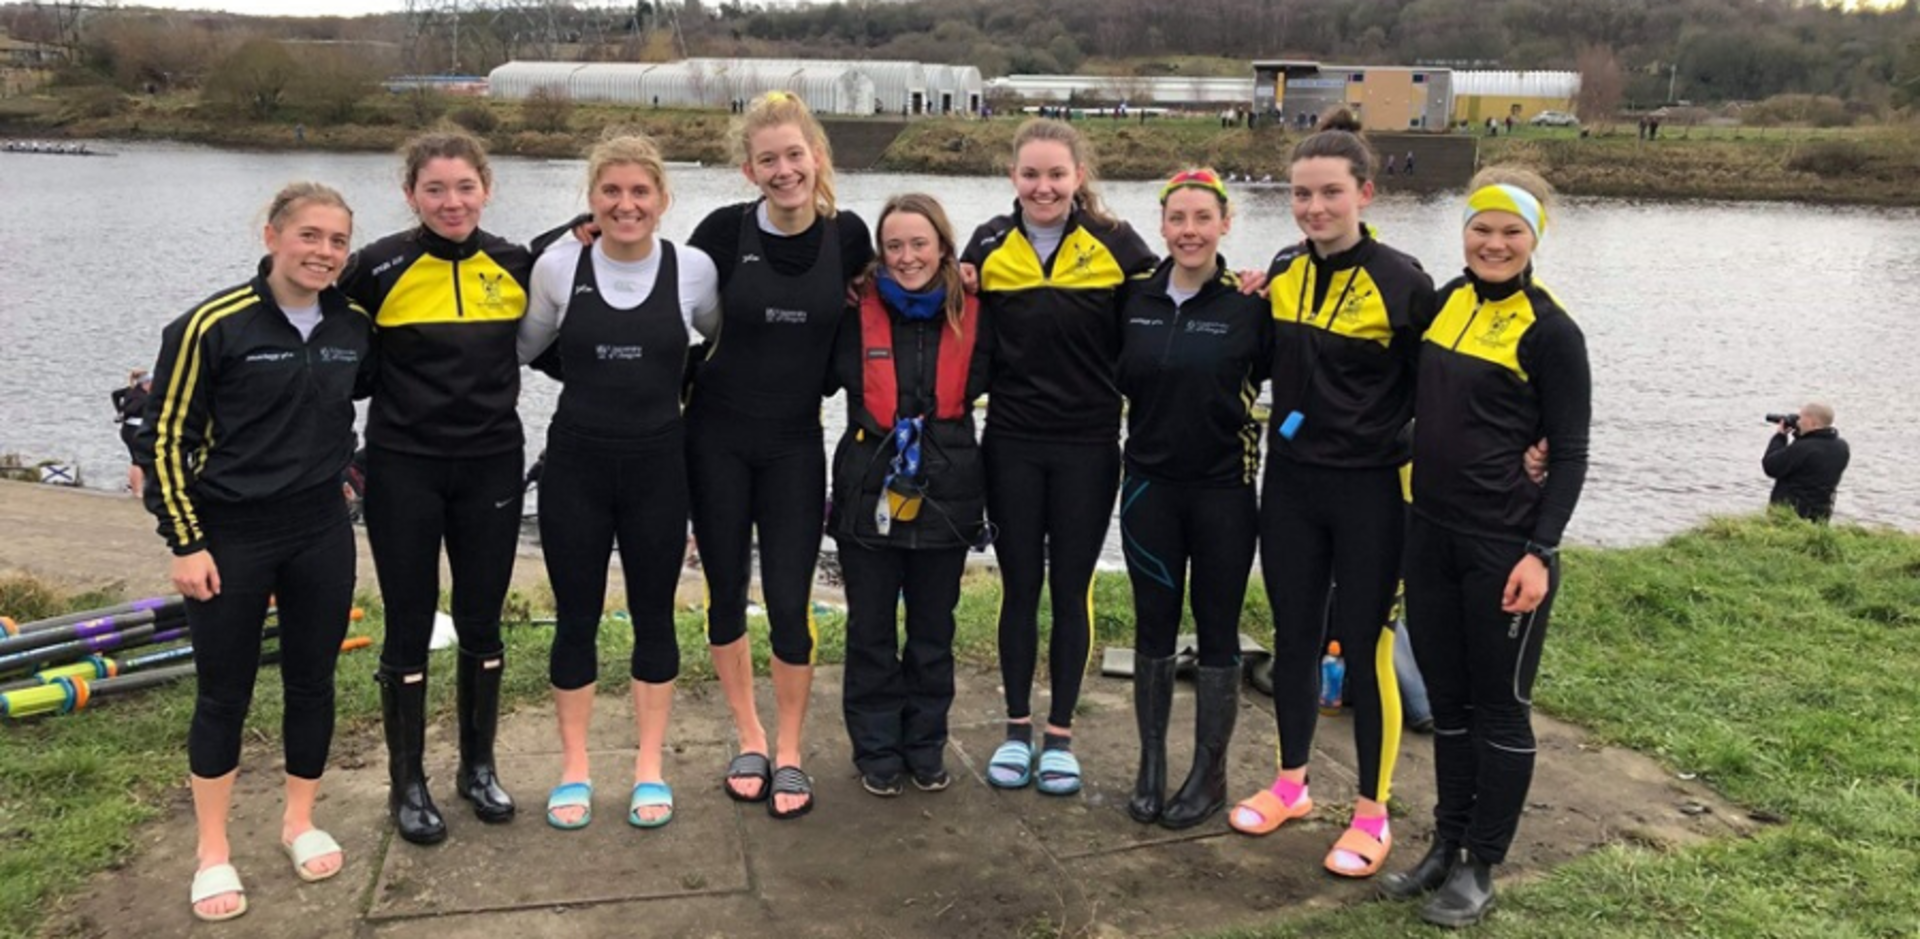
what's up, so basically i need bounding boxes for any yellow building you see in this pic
[1451,71,1579,125]
[1252,60,1454,131]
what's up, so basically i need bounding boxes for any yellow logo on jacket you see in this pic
[378,252,527,327]
[980,227,1126,293]
[1269,257,1393,347]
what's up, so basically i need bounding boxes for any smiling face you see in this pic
[742,122,819,217]
[880,209,944,293]
[1289,156,1371,254]
[1463,209,1537,283]
[263,202,353,299]
[1012,139,1083,229]
[1160,187,1229,277]
[590,162,666,254]
[405,156,488,242]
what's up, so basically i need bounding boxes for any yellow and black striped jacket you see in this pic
[1266,227,1435,469]
[962,202,1156,442]
[341,226,532,458]
[1412,269,1591,547]
[138,275,373,555]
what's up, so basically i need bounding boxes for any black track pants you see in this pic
[1260,457,1404,802]
[540,428,688,689]
[837,542,967,778]
[188,487,355,779]
[365,447,522,670]
[686,406,824,665]
[1118,474,1256,667]
[1404,514,1556,865]
[985,434,1120,730]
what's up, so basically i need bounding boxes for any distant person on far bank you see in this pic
[1763,402,1849,522]
[112,368,153,494]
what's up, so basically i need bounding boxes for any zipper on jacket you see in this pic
[451,257,464,316]
[1450,297,1489,350]
[1159,296,1183,370]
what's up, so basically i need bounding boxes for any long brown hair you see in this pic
[872,192,967,334]
[1010,118,1116,227]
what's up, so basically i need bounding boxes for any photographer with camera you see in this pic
[1762,402,1849,522]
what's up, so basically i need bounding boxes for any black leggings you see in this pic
[188,487,355,780]
[985,434,1120,730]
[1118,474,1256,667]
[1261,457,1404,802]
[365,447,522,671]
[1404,514,1556,865]
[540,428,688,688]
[686,405,824,666]
[837,542,967,778]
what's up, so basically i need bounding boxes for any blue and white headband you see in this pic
[1463,184,1546,239]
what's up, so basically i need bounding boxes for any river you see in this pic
[2,142,1916,557]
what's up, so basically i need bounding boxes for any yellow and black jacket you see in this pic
[1412,268,1591,547]
[341,226,532,458]
[138,275,373,555]
[1117,257,1271,487]
[1266,227,1435,468]
[962,202,1156,442]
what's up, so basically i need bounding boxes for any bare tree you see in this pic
[1575,44,1624,124]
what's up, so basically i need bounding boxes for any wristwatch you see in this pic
[1523,541,1558,564]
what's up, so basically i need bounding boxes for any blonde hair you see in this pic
[1468,165,1554,210]
[734,91,838,217]
[266,181,352,230]
[873,192,968,333]
[586,129,671,212]
[399,129,493,192]
[1010,118,1116,227]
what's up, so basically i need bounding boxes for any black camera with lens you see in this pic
[1764,412,1800,429]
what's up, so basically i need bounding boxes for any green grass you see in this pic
[6,514,1919,937]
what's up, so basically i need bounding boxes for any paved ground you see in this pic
[5,480,1757,937]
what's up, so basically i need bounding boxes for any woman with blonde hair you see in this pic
[516,131,720,830]
[685,91,875,819]
[1378,166,1590,927]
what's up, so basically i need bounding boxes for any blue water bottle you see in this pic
[1318,641,1346,716]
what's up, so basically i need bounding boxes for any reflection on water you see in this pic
[3,143,1916,557]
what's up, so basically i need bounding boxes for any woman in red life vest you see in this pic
[827,193,992,797]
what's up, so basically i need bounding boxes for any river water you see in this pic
[3,142,1916,555]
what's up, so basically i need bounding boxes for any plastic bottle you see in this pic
[1318,641,1347,716]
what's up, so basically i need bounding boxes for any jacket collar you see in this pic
[1146,255,1237,306]
[1307,224,1376,271]
[415,224,485,261]
[1465,264,1534,302]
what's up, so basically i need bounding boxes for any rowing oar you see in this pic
[0,624,299,693]
[0,622,190,679]
[0,596,184,637]
[1,635,373,719]
[0,604,189,659]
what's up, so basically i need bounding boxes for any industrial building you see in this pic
[985,74,1251,107]
[1450,70,1579,124]
[1252,60,1455,131]
[486,58,983,116]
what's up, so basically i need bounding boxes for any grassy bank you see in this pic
[13,85,1919,206]
[5,514,1919,937]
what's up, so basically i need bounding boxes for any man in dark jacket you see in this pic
[1763,402,1850,522]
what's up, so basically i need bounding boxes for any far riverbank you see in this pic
[5,91,1918,206]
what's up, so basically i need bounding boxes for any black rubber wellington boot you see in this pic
[455,647,516,823]
[1420,854,1496,928]
[378,665,447,845]
[1127,654,1177,823]
[1160,664,1239,830]
[1378,839,1461,900]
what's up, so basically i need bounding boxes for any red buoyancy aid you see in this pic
[859,287,980,430]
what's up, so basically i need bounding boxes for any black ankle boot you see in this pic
[1127,654,1177,824]
[1160,664,1239,830]
[1420,853,1496,928]
[1378,839,1461,900]
[455,647,515,823]
[378,665,447,845]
